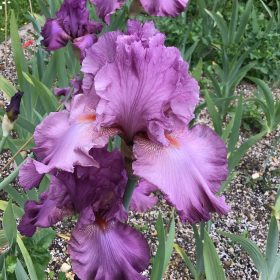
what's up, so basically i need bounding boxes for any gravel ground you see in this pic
[0,25,279,280]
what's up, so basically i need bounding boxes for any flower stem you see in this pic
[123,176,138,210]
[0,136,7,153]
[0,164,20,191]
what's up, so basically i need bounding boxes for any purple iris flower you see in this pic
[41,0,102,59]
[20,20,229,224]
[19,148,150,280]
[90,0,189,23]
[81,20,229,222]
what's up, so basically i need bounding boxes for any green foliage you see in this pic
[203,230,226,280]
[0,202,56,280]
[22,229,56,279]
[0,0,39,42]
[151,212,175,280]
[155,0,280,83]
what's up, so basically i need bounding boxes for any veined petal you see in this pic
[90,0,125,24]
[32,94,107,174]
[94,39,199,143]
[18,177,72,237]
[130,180,158,212]
[19,158,44,190]
[82,31,121,76]
[69,208,150,280]
[41,19,70,51]
[133,125,229,223]
[140,0,189,17]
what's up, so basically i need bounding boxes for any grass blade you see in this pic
[228,97,243,155]
[219,231,268,278]
[17,236,38,280]
[203,230,226,280]
[265,216,279,270]
[174,244,198,279]
[0,76,17,99]
[204,91,222,136]
[151,213,165,280]
[235,0,253,43]
[3,201,17,246]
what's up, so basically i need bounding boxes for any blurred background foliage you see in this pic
[154,0,280,84]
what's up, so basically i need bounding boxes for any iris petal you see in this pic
[130,180,158,212]
[69,208,150,280]
[133,125,230,223]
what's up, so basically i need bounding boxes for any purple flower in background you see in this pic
[81,20,229,222]
[140,0,189,17]
[19,148,150,280]
[41,0,102,57]
[90,0,189,23]
[90,0,126,24]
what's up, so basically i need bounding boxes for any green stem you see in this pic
[28,0,33,14]
[0,136,7,153]
[0,155,32,191]
[123,176,138,210]
[0,164,21,191]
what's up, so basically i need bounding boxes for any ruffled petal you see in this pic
[90,0,125,24]
[19,158,44,190]
[140,0,189,17]
[94,37,199,143]
[82,31,121,76]
[18,177,72,237]
[56,148,127,214]
[133,125,230,223]
[32,94,108,174]
[130,180,158,212]
[41,19,70,51]
[127,20,165,47]
[69,208,150,280]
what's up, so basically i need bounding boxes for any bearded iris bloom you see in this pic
[19,19,229,280]
[90,0,189,23]
[19,148,150,280]
[41,0,102,59]
[81,20,230,222]
[21,19,229,223]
